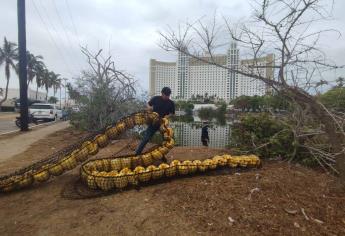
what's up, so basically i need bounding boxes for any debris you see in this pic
[293,222,306,231]
[301,208,309,221]
[255,174,260,180]
[228,216,235,226]
[284,208,298,215]
[247,187,260,200]
[235,173,241,176]
[311,217,324,224]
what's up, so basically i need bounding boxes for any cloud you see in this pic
[0,0,344,97]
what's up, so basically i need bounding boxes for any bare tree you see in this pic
[69,47,138,130]
[159,0,345,184]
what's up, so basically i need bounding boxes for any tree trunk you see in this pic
[0,77,10,111]
[35,86,38,100]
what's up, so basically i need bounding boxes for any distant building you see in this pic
[149,60,177,98]
[149,42,274,101]
[237,54,275,97]
[0,88,46,108]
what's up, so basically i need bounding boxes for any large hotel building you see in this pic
[149,42,274,101]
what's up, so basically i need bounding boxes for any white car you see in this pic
[29,103,62,121]
[71,106,80,112]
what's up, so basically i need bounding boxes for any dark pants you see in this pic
[202,138,209,147]
[135,124,160,155]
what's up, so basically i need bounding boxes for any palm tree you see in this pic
[0,37,18,110]
[14,51,45,94]
[41,69,53,101]
[50,73,61,97]
[42,70,62,101]
[33,61,46,99]
[26,52,44,87]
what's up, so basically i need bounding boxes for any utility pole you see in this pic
[17,0,28,131]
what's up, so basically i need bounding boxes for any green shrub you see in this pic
[230,113,296,159]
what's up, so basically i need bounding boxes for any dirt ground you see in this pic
[0,128,344,236]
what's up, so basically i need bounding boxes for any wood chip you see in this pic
[228,216,235,226]
[301,208,309,221]
[284,208,298,215]
[311,218,324,224]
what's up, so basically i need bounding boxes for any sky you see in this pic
[0,0,345,98]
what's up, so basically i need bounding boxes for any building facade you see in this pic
[0,88,46,108]
[149,43,274,101]
[149,59,177,98]
[236,54,274,97]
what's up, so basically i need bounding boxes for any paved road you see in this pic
[0,112,56,135]
[0,121,70,163]
[0,112,19,134]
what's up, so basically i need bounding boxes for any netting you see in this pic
[0,111,261,193]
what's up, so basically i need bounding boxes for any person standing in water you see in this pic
[201,124,210,147]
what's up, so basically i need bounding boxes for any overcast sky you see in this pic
[0,0,345,97]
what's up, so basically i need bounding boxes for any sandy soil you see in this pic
[0,128,344,236]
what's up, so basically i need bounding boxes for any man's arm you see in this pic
[146,102,153,111]
[165,101,175,118]
[147,96,156,111]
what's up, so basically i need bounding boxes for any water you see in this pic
[170,116,233,148]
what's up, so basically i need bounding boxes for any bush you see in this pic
[198,107,215,120]
[319,87,345,111]
[175,101,194,115]
[230,113,296,159]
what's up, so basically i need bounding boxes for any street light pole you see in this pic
[17,0,28,131]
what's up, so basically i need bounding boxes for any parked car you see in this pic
[29,103,62,121]
[71,106,80,112]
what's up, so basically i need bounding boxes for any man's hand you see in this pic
[164,113,174,119]
[146,103,153,111]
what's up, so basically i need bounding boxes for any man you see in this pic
[135,87,175,155]
[201,124,210,147]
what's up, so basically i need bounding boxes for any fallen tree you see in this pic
[159,0,345,185]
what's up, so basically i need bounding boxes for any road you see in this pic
[0,121,70,163]
[0,112,19,134]
[0,112,59,135]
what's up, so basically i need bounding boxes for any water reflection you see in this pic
[171,116,232,148]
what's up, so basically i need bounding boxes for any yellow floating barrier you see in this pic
[0,111,261,193]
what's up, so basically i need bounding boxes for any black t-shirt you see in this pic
[148,96,175,118]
